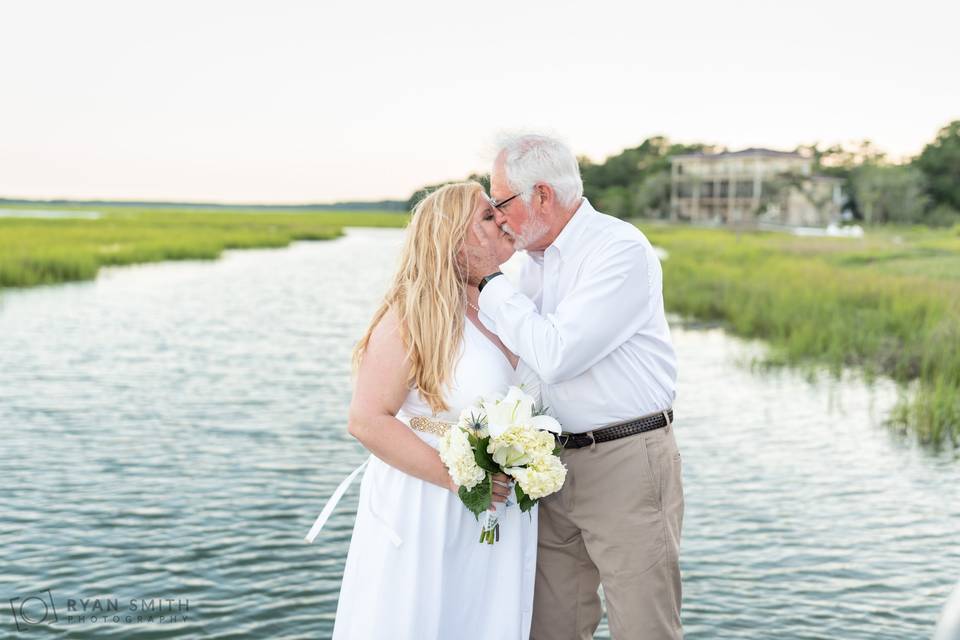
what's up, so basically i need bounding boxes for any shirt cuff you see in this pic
[476,274,515,333]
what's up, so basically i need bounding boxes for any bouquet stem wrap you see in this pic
[478,482,515,544]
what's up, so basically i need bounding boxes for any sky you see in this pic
[1,0,958,204]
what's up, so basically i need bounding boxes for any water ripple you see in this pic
[1,229,957,638]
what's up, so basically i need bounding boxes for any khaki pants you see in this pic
[531,422,684,640]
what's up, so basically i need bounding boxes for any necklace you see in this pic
[467,300,480,313]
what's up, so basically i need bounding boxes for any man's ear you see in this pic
[536,184,552,211]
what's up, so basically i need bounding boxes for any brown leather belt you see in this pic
[556,409,674,449]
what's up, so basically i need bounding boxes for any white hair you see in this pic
[495,133,583,208]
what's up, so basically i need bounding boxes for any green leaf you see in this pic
[473,435,499,473]
[514,482,537,513]
[458,473,492,518]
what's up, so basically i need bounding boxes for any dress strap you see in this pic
[304,454,372,544]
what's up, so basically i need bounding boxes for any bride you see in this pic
[319,182,539,639]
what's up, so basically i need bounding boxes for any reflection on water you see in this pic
[0,227,957,639]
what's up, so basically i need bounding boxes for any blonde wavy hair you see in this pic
[352,181,485,415]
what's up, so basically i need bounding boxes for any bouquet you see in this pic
[438,385,567,544]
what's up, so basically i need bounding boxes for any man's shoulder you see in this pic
[586,207,652,252]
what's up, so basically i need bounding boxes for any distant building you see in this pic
[669,148,844,226]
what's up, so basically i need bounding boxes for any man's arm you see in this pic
[478,239,659,385]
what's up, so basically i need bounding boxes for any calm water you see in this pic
[1,227,958,639]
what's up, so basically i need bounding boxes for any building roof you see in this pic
[671,148,806,161]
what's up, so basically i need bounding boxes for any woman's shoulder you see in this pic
[367,307,404,351]
[359,307,412,389]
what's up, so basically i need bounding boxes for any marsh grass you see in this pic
[638,223,960,447]
[0,207,408,288]
[4,206,955,445]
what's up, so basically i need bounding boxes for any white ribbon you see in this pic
[479,499,506,533]
[478,482,515,540]
[304,455,371,544]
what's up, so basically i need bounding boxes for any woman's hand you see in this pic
[446,476,460,495]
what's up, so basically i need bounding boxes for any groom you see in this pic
[468,134,684,640]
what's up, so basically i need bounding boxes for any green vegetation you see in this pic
[803,122,960,226]
[578,136,708,218]
[406,173,490,210]
[637,222,960,447]
[568,120,960,227]
[914,121,960,215]
[3,203,956,446]
[396,127,960,447]
[0,207,407,288]
[406,120,960,227]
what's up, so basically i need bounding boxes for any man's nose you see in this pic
[493,208,507,228]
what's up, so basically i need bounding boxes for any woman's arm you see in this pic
[347,309,456,492]
[346,309,512,509]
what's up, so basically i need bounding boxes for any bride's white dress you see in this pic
[330,318,539,640]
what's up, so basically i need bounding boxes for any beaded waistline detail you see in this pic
[408,416,452,437]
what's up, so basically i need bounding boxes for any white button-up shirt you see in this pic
[478,198,677,433]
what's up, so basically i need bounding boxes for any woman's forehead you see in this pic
[474,193,493,209]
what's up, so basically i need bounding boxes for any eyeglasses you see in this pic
[489,192,522,211]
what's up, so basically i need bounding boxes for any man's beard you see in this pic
[502,214,548,251]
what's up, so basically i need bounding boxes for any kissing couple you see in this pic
[308,133,684,640]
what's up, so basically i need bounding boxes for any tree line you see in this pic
[408,120,960,226]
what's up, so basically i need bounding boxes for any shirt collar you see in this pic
[548,197,594,258]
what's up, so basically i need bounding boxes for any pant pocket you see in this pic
[641,434,665,512]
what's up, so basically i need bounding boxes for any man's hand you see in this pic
[463,222,501,286]
[490,472,513,511]
[447,472,514,512]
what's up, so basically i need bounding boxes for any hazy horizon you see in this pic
[2,0,957,204]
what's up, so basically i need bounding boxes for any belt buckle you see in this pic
[556,431,595,450]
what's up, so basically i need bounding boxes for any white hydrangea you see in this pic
[438,427,485,490]
[506,453,567,499]
[487,424,556,467]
